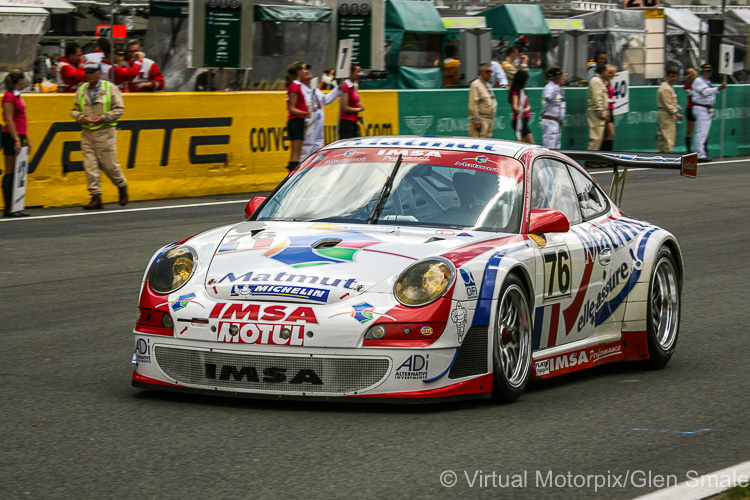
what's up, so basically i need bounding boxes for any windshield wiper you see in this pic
[367,154,403,225]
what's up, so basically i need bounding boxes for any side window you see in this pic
[567,165,609,220]
[531,158,582,225]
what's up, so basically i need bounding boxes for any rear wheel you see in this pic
[492,275,532,403]
[645,246,681,368]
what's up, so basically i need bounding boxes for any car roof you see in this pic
[321,136,536,159]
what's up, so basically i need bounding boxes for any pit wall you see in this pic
[13,85,750,209]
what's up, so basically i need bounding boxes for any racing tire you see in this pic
[645,246,681,369]
[492,275,532,403]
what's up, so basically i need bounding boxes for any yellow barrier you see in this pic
[15,90,399,209]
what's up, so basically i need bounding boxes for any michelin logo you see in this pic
[231,284,330,303]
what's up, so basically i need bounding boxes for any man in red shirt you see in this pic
[57,43,85,93]
[99,48,146,90]
[124,40,165,92]
[339,64,365,139]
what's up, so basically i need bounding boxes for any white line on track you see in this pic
[0,199,247,222]
[633,459,750,500]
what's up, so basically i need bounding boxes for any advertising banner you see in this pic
[22,91,398,208]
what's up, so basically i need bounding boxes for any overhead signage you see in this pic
[337,0,372,69]
[644,8,664,18]
[546,19,585,31]
[204,0,242,68]
[442,17,486,29]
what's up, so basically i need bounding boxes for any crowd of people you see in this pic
[0,44,733,216]
[465,49,728,160]
[55,38,165,95]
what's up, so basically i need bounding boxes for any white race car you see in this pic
[132,137,696,403]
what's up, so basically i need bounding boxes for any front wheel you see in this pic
[645,246,681,369]
[492,275,532,403]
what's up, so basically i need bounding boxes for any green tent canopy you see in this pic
[386,0,446,33]
[474,4,550,37]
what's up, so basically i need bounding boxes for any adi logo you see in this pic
[265,231,380,268]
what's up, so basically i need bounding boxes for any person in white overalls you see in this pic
[541,67,566,149]
[300,72,341,161]
[692,64,727,161]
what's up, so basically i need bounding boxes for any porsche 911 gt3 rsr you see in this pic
[132,136,692,403]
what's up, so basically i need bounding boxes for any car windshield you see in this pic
[256,148,524,232]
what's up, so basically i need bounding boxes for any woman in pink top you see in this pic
[508,70,534,144]
[284,61,311,173]
[2,70,30,217]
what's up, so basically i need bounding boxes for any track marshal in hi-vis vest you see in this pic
[70,61,129,210]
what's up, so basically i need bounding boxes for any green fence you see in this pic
[398,85,750,156]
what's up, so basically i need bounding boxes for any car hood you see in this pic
[204,221,495,304]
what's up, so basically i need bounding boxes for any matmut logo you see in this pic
[217,322,305,346]
[210,303,318,323]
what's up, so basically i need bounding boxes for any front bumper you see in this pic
[131,334,493,402]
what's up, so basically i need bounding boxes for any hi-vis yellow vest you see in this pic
[79,80,117,130]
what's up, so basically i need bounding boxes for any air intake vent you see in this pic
[424,237,445,244]
[313,238,342,249]
[449,326,489,379]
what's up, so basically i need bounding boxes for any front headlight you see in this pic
[394,258,455,307]
[148,246,196,294]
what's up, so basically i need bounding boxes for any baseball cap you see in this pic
[546,67,563,79]
[83,61,101,71]
[701,63,713,72]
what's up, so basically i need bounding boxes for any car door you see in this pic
[529,157,609,350]
[566,163,628,343]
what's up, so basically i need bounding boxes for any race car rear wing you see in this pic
[559,151,698,206]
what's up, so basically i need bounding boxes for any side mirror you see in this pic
[244,196,266,219]
[528,209,570,234]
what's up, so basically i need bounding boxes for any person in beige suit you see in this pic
[587,64,609,150]
[71,61,127,210]
[468,63,497,138]
[657,67,683,153]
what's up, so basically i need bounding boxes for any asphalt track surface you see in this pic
[2,159,749,499]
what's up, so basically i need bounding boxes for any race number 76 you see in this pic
[543,248,572,299]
